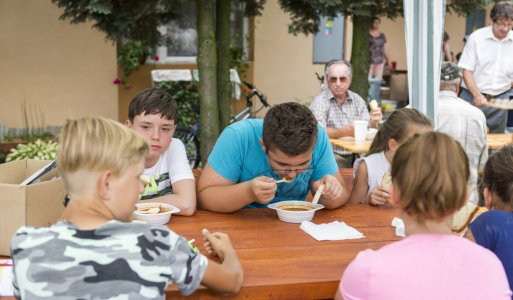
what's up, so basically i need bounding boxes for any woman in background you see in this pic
[443,31,454,62]
[368,17,389,105]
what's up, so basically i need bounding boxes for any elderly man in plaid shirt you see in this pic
[310,59,382,166]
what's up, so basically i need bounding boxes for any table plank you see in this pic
[487,133,513,150]
[331,134,512,153]
[330,137,371,154]
[484,102,513,110]
[167,204,400,299]
[2,204,401,299]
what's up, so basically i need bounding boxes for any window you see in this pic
[313,14,345,64]
[154,2,249,64]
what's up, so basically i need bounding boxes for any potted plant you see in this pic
[5,139,59,162]
[117,40,151,84]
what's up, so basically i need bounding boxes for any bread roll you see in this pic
[369,99,379,111]
[381,172,392,190]
[451,201,479,233]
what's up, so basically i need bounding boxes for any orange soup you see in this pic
[278,205,313,211]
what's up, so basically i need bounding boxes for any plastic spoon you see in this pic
[311,184,325,205]
[276,177,293,183]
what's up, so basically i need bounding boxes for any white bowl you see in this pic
[366,128,378,140]
[268,200,324,223]
[133,203,180,225]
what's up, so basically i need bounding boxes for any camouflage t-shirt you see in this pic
[10,220,208,300]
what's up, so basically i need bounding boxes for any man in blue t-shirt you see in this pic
[198,102,349,213]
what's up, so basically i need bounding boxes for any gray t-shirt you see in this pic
[10,220,207,299]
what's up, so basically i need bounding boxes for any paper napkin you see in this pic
[391,217,406,237]
[300,221,365,241]
[0,259,13,296]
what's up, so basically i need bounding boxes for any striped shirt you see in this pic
[436,90,488,204]
[310,89,370,155]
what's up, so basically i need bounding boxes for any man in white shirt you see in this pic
[458,1,513,133]
[437,62,488,204]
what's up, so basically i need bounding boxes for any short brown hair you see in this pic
[128,88,179,122]
[262,102,318,156]
[479,144,513,210]
[368,108,432,156]
[392,132,469,223]
[491,1,513,22]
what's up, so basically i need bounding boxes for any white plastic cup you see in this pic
[354,120,368,144]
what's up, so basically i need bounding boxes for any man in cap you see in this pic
[437,62,488,204]
[458,1,513,133]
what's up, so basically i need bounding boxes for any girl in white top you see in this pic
[348,108,432,205]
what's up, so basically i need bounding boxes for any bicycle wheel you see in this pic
[174,127,201,169]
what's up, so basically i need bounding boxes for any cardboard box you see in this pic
[0,160,66,255]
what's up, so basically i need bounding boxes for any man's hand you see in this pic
[249,176,277,204]
[473,94,488,107]
[312,175,343,201]
[369,108,383,128]
[343,124,355,137]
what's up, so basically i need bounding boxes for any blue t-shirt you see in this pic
[470,210,513,292]
[208,119,338,207]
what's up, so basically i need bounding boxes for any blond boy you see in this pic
[10,117,242,299]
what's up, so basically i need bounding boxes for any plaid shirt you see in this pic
[310,89,370,155]
[437,90,488,204]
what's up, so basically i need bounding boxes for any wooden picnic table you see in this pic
[331,134,512,155]
[487,133,513,151]
[1,204,401,299]
[166,204,400,299]
[330,137,371,155]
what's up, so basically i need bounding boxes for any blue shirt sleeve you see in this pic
[207,125,245,182]
[311,124,338,181]
[470,211,498,251]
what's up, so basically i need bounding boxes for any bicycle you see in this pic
[315,72,325,91]
[174,81,270,168]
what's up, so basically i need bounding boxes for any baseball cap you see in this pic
[440,62,461,81]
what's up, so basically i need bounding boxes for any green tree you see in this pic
[277,0,493,99]
[197,0,219,158]
[51,0,264,165]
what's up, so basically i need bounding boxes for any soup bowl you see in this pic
[268,200,324,223]
[133,202,180,225]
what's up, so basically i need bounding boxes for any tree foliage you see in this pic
[51,0,265,165]
[51,0,180,47]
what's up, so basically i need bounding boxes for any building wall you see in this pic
[253,2,472,108]
[117,64,252,122]
[253,0,325,112]
[0,0,117,129]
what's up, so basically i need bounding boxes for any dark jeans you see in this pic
[459,87,510,133]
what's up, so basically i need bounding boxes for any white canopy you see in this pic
[404,0,446,125]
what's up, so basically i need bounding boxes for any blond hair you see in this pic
[58,117,148,188]
[391,132,469,223]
